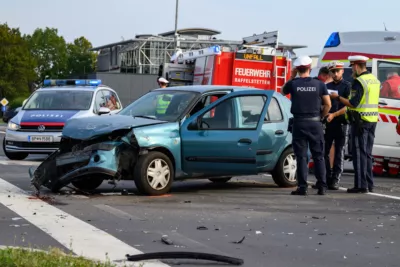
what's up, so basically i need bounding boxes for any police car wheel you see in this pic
[2,138,28,161]
[209,177,232,183]
[134,151,174,196]
[71,178,104,191]
[272,147,297,187]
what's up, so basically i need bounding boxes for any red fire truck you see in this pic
[162,31,294,95]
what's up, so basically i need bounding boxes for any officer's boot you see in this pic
[291,187,308,196]
[328,173,339,190]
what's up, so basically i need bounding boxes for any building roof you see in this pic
[158,28,221,37]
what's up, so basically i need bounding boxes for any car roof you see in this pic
[152,85,275,94]
[36,85,113,92]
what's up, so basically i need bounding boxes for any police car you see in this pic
[3,79,123,160]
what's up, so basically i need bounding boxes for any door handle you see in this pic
[379,100,387,106]
[238,138,252,145]
[275,130,284,135]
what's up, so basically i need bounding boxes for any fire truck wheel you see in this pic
[272,147,297,188]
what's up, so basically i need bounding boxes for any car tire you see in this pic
[134,151,174,196]
[272,147,297,187]
[209,177,231,183]
[2,138,28,161]
[71,178,104,191]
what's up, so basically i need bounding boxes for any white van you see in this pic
[312,31,400,176]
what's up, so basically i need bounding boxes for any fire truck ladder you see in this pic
[275,65,287,92]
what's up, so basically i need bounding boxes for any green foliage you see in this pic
[0,247,123,267]
[0,23,97,105]
[9,96,29,109]
[0,23,36,99]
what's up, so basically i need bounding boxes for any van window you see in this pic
[377,61,400,100]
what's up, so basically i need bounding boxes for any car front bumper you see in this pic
[4,129,62,154]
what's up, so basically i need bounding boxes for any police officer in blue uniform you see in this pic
[331,55,381,193]
[323,61,351,190]
[282,56,332,195]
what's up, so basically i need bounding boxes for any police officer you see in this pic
[330,56,380,193]
[323,61,351,190]
[282,56,332,195]
[155,77,170,115]
[157,77,169,88]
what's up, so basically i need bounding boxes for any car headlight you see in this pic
[7,121,20,131]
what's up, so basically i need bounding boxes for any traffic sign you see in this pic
[1,98,9,106]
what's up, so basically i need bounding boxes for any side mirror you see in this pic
[22,99,28,106]
[188,116,201,130]
[98,107,111,115]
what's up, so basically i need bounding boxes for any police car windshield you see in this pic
[119,90,198,122]
[23,90,94,110]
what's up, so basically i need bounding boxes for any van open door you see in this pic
[371,58,400,159]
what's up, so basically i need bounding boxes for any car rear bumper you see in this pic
[4,129,62,154]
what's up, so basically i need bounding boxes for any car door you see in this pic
[372,59,400,157]
[256,96,288,171]
[180,90,272,176]
[93,90,106,114]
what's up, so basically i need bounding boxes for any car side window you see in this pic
[94,91,106,113]
[265,97,283,122]
[189,94,226,118]
[103,90,122,111]
[199,95,266,130]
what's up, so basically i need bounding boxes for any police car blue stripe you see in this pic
[21,110,80,123]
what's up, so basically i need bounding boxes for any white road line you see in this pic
[339,187,400,201]
[0,178,169,267]
[0,131,5,134]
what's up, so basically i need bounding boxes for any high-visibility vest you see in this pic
[346,73,380,122]
[156,95,170,114]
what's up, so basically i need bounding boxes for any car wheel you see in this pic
[71,178,104,191]
[2,138,28,160]
[209,177,231,183]
[134,151,174,196]
[272,147,297,187]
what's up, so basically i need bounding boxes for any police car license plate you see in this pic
[29,136,53,142]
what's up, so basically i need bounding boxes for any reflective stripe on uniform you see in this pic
[347,73,381,122]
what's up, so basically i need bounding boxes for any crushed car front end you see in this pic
[29,115,166,193]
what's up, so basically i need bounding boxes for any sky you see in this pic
[1,0,397,56]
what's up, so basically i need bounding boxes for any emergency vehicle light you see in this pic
[324,32,340,48]
[43,79,102,87]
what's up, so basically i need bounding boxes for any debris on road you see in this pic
[255,231,262,235]
[126,251,244,265]
[161,235,174,245]
[197,226,208,230]
[232,236,246,244]
[11,217,22,221]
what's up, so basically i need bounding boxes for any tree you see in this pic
[25,27,68,81]
[0,23,36,99]
[66,36,97,77]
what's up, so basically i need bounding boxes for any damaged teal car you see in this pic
[30,86,297,196]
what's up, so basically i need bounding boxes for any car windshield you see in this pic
[23,90,94,110]
[119,90,198,122]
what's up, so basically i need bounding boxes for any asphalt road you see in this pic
[0,128,399,267]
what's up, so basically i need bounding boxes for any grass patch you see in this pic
[0,247,124,267]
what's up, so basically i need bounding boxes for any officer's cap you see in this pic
[293,56,313,69]
[328,61,345,70]
[348,55,369,66]
[158,77,169,83]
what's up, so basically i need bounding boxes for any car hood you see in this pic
[17,110,82,124]
[62,114,167,140]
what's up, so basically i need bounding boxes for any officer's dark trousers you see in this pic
[351,122,377,189]
[292,119,327,189]
[324,123,349,183]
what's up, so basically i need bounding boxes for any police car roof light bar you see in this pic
[43,79,102,87]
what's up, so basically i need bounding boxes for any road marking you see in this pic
[0,178,169,267]
[339,187,400,201]
[0,131,5,134]
[94,204,143,220]
[0,156,41,166]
